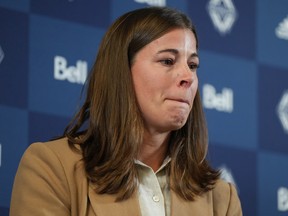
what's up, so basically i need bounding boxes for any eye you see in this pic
[189,63,199,71]
[160,58,174,66]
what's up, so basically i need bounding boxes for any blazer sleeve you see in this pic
[226,183,243,216]
[10,143,71,216]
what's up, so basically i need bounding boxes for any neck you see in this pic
[138,130,170,172]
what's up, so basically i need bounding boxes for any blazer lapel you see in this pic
[88,181,214,216]
[88,183,142,216]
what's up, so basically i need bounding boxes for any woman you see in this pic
[10,6,242,216]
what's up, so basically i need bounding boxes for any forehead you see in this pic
[148,28,197,51]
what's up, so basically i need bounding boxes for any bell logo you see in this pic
[278,187,288,211]
[54,56,87,84]
[134,0,166,6]
[277,90,288,134]
[207,0,238,35]
[203,84,233,113]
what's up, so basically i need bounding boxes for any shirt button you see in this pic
[152,195,160,202]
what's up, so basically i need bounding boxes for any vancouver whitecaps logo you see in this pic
[275,16,288,40]
[207,0,238,35]
[277,90,288,134]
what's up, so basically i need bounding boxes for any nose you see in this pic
[177,64,194,88]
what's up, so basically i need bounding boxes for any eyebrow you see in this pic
[156,48,199,58]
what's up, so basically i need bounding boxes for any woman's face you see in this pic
[131,28,199,134]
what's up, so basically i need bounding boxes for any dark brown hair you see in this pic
[64,6,219,201]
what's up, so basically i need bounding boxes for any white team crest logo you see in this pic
[207,0,238,35]
[277,90,288,134]
[275,16,288,40]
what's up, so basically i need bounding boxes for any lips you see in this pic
[166,98,190,106]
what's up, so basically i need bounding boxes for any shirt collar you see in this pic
[134,156,171,173]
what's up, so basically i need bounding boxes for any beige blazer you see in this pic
[10,138,242,216]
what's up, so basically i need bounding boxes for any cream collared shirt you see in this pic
[135,157,171,216]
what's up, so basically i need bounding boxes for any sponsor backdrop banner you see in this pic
[0,0,287,215]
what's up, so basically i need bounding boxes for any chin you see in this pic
[169,116,188,130]
[172,122,186,130]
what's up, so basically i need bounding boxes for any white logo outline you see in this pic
[277,90,288,134]
[207,0,238,35]
[275,16,288,40]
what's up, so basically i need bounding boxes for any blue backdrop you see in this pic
[1,0,288,215]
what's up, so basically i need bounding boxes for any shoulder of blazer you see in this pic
[26,137,85,183]
[31,137,84,166]
[10,138,88,216]
[212,179,243,216]
[212,179,233,201]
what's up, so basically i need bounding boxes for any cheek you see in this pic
[132,72,157,110]
[133,69,167,98]
[134,79,163,107]
[133,72,156,97]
